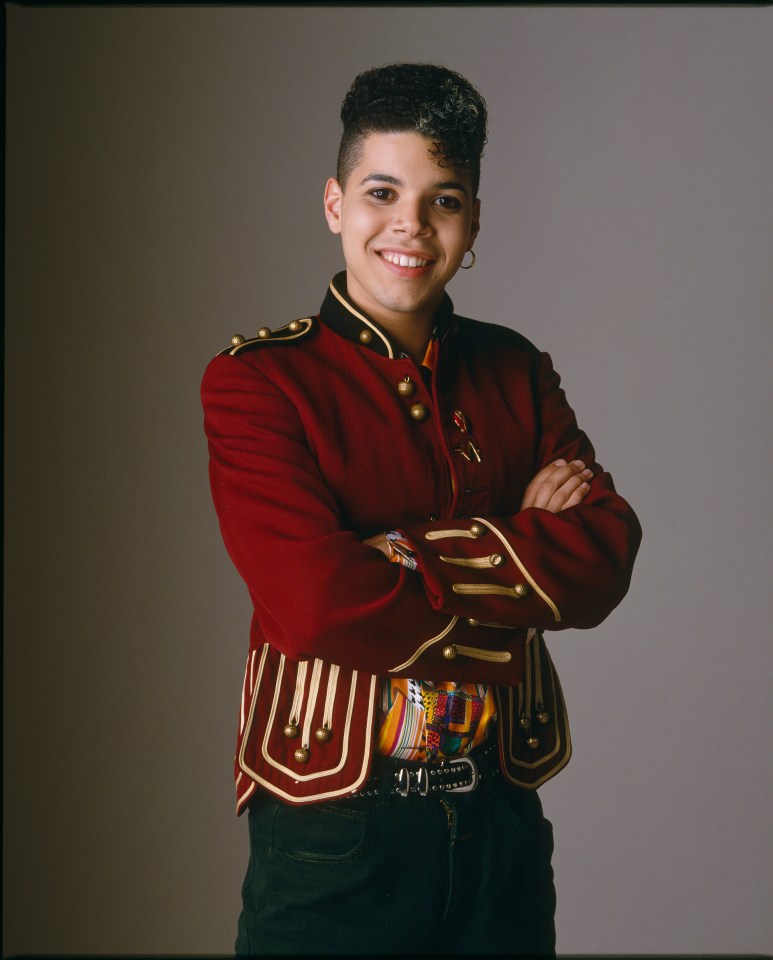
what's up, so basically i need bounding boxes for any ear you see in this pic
[468,198,481,248]
[323,178,343,235]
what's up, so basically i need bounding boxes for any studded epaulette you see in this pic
[219,316,314,356]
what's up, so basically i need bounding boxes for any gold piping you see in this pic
[453,645,512,663]
[471,517,561,622]
[236,780,256,813]
[249,649,257,693]
[322,663,340,732]
[288,659,308,728]
[227,316,313,355]
[300,658,324,750]
[329,282,394,358]
[524,640,533,720]
[440,554,501,568]
[249,656,374,785]
[425,528,481,541]
[452,583,529,598]
[533,635,544,709]
[498,662,572,779]
[235,652,379,808]
[388,616,458,673]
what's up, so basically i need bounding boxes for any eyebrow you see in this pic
[358,173,469,197]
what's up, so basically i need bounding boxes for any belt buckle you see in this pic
[445,755,478,794]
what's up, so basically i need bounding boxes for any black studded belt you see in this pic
[351,741,500,799]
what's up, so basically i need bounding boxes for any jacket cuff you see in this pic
[407,517,561,627]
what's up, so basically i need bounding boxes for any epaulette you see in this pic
[218,316,315,356]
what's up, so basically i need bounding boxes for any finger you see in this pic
[558,481,590,511]
[530,461,587,509]
[546,467,593,509]
[544,474,588,512]
[520,460,565,509]
[547,468,593,510]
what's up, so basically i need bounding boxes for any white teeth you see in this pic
[383,252,429,268]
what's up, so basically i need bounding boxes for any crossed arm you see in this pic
[364,459,593,558]
[203,345,640,680]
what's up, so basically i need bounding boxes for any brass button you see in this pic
[441,644,458,660]
[315,726,332,742]
[469,522,486,538]
[283,722,299,738]
[537,710,550,725]
[397,377,416,397]
[490,553,504,567]
[467,618,479,627]
[519,715,531,730]
[513,582,530,598]
[359,329,373,344]
[294,747,310,763]
[288,319,302,332]
[230,334,246,347]
[257,326,271,340]
[526,736,540,750]
[410,403,429,422]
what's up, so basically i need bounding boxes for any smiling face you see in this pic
[324,131,480,338]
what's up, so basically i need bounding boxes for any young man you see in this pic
[202,63,641,956]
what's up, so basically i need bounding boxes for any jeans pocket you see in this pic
[272,800,368,863]
[496,783,554,850]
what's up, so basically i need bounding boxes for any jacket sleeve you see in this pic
[403,351,642,631]
[202,352,525,683]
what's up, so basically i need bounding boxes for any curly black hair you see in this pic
[337,63,488,197]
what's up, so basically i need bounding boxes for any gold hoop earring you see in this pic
[460,250,477,270]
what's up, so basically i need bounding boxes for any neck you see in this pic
[376,315,433,366]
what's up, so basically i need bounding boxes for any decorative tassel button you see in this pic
[294,747,310,763]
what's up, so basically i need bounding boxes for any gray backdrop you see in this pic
[5,5,772,956]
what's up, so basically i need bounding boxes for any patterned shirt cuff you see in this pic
[385,530,421,572]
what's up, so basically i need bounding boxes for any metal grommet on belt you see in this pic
[349,741,499,800]
[396,767,410,798]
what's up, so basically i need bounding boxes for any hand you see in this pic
[520,459,593,513]
[363,532,391,558]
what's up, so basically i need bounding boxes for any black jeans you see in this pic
[235,772,556,956]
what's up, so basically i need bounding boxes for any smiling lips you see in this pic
[379,250,433,269]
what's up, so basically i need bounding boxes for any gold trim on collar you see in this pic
[328,282,395,359]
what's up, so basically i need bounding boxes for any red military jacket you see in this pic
[202,273,642,810]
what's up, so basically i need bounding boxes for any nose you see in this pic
[392,197,432,236]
